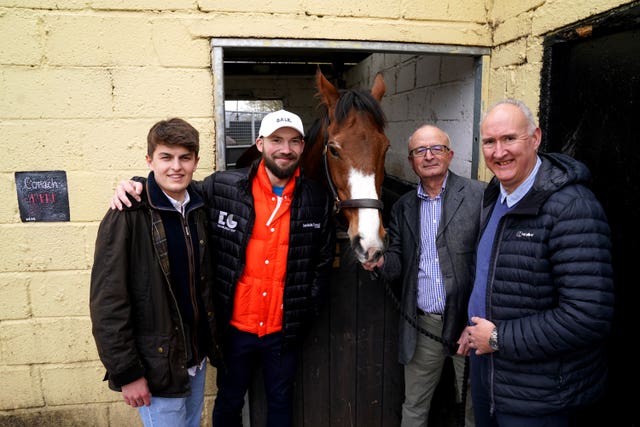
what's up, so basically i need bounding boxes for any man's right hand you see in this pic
[362,256,384,272]
[110,180,143,210]
[456,325,472,356]
[121,376,152,407]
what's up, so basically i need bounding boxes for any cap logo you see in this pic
[259,109,304,137]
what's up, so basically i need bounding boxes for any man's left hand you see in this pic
[467,316,497,355]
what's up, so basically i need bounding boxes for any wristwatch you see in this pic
[489,327,499,351]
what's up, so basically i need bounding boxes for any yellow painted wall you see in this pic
[0,0,634,425]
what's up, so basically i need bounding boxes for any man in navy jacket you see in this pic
[460,99,614,427]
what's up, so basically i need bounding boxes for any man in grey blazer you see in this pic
[364,125,485,427]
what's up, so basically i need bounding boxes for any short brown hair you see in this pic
[147,118,199,157]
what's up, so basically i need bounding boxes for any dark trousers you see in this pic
[470,351,568,427]
[213,327,297,427]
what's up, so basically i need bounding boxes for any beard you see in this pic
[263,154,300,180]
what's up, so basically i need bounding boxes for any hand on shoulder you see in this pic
[110,180,143,210]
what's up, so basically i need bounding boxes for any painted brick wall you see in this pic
[0,0,633,425]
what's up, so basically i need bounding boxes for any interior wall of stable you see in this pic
[224,52,477,183]
[345,53,476,183]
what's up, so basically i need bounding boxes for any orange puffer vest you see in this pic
[230,163,296,336]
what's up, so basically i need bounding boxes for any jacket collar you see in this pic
[145,171,204,214]
[483,152,585,215]
[254,160,299,197]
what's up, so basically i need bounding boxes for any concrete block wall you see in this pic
[355,53,477,183]
[0,0,633,425]
[342,51,476,182]
[1,4,217,426]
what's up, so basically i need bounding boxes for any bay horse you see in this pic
[234,68,389,263]
[301,68,389,264]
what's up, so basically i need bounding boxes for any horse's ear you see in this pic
[316,67,340,110]
[370,73,386,102]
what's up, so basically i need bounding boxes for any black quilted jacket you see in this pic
[90,175,219,397]
[480,152,614,415]
[196,160,335,356]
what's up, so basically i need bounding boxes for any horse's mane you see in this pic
[334,89,387,130]
[306,88,387,152]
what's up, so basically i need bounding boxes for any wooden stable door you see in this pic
[248,231,462,426]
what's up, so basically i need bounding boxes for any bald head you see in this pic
[480,99,541,193]
[409,125,450,151]
[407,125,454,192]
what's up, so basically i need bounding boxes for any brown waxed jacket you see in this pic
[90,176,220,397]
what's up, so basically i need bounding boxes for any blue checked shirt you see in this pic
[416,175,447,314]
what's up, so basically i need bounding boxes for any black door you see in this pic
[540,4,640,426]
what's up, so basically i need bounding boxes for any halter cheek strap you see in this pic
[322,142,384,214]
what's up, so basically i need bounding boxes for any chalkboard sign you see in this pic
[15,171,70,222]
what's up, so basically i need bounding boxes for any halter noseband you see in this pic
[322,132,384,214]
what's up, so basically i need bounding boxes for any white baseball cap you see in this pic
[258,109,305,138]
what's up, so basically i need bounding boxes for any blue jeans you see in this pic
[470,351,568,427]
[213,327,297,427]
[137,362,207,427]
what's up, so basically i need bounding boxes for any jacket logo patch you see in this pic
[516,231,534,239]
[218,211,238,231]
[302,222,321,229]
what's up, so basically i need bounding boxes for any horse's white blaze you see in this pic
[348,169,384,253]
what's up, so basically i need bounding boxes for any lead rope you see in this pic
[373,268,469,427]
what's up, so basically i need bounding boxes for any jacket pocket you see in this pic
[136,335,171,392]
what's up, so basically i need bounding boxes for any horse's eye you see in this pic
[328,146,340,158]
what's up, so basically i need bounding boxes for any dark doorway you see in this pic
[214,38,487,427]
[540,3,640,426]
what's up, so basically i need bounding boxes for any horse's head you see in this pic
[313,68,390,263]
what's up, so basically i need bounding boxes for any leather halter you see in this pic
[322,128,384,214]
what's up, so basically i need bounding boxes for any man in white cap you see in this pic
[110,109,335,427]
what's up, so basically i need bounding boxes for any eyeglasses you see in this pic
[481,134,532,149]
[409,145,450,158]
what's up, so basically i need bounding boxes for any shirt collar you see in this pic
[417,172,448,201]
[500,156,541,207]
[164,190,191,217]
